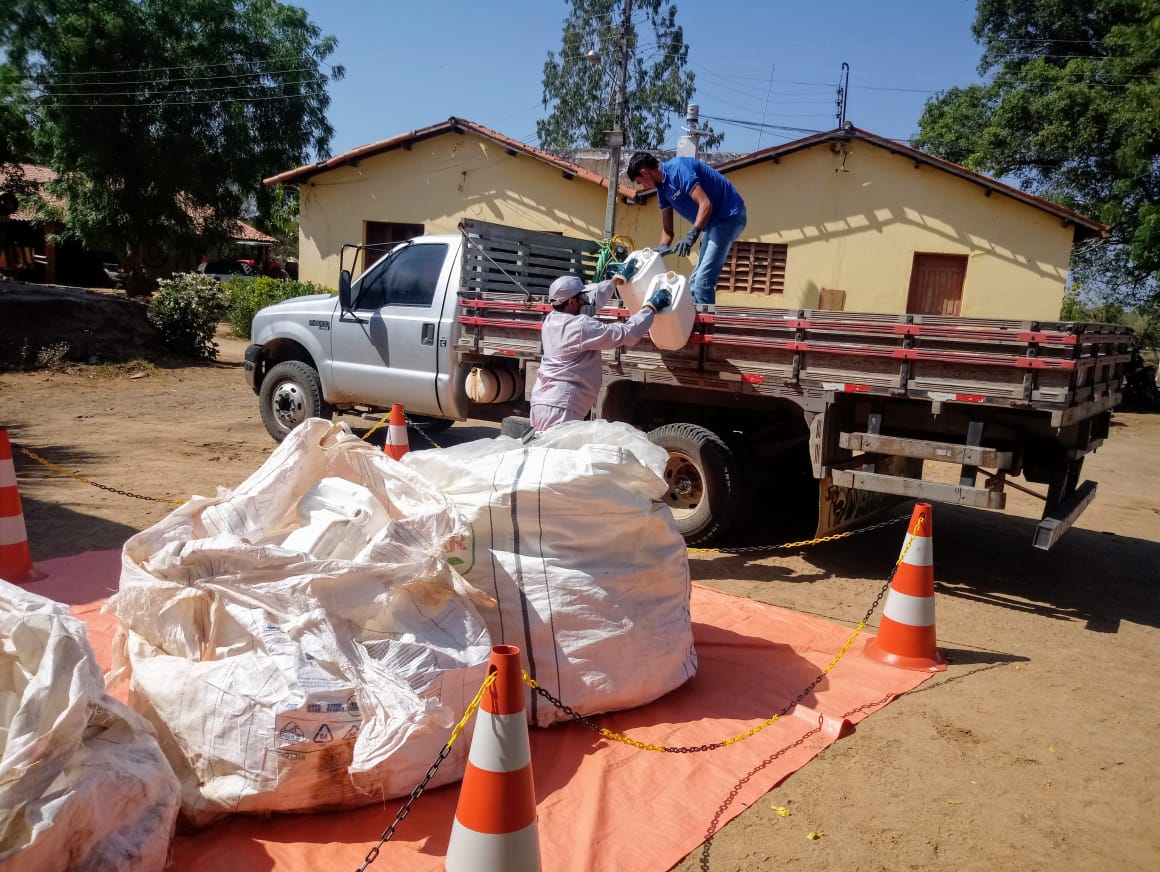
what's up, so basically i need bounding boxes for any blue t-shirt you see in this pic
[656,157,745,228]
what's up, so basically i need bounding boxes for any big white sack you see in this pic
[103,420,492,826]
[0,580,180,871]
[403,419,696,727]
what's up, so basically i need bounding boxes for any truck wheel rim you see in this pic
[662,450,704,517]
[271,381,307,430]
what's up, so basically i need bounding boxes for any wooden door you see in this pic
[906,253,967,316]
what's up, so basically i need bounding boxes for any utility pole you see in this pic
[603,0,632,241]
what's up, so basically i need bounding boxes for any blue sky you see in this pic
[295,1,987,159]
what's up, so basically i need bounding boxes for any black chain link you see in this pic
[355,741,455,871]
[529,564,898,754]
[16,445,183,504]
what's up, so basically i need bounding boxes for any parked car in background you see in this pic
[199,259,254,282]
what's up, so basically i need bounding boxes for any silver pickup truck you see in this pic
[243,220,589,442]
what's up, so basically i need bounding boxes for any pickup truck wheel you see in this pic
[259,361,333,442]
[647,423,742,546]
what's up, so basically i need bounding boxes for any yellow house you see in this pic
[266,118,1103,321]
[264,117,636,284]
[692,125,1105,319]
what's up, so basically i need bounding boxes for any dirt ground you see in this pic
[2,323,1158,872]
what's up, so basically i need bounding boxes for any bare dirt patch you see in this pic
[2,320,1157,871]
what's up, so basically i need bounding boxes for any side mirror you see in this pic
[338,269,353,310]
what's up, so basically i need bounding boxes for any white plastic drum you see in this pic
[619,248,669,312]
[645,271,696,350]
[466,366,521,404]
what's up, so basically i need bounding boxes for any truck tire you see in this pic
[259,360,333,442]
[647,423,742,546]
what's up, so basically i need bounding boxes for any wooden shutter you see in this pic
[715,241,787,296]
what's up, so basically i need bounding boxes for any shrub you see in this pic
[225,276,334,339]
[34,340,72,369]
[148,273,228,360]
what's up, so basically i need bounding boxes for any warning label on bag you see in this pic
[275,696,360,754]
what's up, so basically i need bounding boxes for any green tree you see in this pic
[253,183,300,264]
[538,0,721,150]
[913,0,1160,307]
[0,0,342,295]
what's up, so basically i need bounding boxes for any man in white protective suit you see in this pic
[529,270,671,431]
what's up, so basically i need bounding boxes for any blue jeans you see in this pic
[690,207,747,305]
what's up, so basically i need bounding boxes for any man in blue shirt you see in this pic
[627,152,747,305]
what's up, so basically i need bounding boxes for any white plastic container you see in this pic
[280,477,391,561]
[644,271,696,350]
[619,248,669,312]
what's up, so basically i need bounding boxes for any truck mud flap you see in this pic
[1033,480,1097,551]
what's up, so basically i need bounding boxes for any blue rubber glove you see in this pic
[613,258,638,281]
[644,288,672,313]
[674,226,701,257]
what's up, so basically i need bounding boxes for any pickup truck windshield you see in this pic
[355,243,448,308]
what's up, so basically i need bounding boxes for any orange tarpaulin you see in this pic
[34,550,931,872]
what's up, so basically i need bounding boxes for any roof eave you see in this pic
[264,117,636,199]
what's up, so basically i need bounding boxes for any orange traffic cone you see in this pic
[445,645,540,872]
[383,403,410,461]
[0,431,44,584]
[865,502,946,672]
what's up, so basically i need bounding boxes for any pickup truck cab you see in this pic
[245,234,471,441]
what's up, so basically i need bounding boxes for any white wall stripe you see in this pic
[446,819,540,872]
[467,709,532,772]
[882,589,936,627]
[897,534,933,567]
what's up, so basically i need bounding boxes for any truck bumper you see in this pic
[243,344,262,394]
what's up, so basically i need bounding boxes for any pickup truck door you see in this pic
[330,240,453,414]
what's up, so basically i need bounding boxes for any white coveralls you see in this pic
[529,279,655,430]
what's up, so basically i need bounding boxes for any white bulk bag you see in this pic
[104,419,492,827]
[0,580,180,872]
[403,419,696,727]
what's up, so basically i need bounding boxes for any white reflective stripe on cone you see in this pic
[468,710,532,772]
[388,424,407,442]
[882,589,936,627]
[0,515,29,547]
[0,465,16,487]
[897,533,933,567]
[445,819,540,872]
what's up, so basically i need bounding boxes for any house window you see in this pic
[364,221,424,274]
[714,241,787,296]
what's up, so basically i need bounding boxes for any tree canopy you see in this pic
[913,0,1160,309]
[538,0,720,151]
[0,0,342,293]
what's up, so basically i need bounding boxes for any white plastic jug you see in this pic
[645,271,696,350]
[280,477,391,561]
[619,248,669,312]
